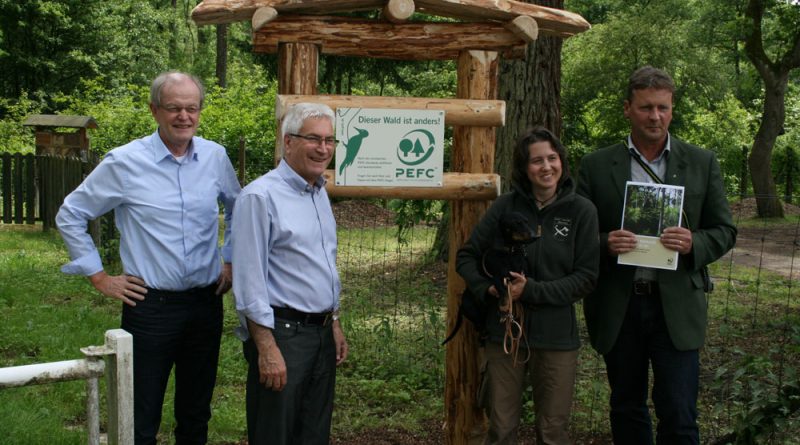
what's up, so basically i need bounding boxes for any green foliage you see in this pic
[712,325,800,444]
[683,93,755,195]
[0,0,173,106]
[389,199,444,245]
[771,83,800,201]
[0,92,40,153]
[198,63,278,183]
[54,79,154,154]
[45,62,278,185]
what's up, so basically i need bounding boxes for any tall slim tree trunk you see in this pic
[496,0,564,191]
[216,24,228,88]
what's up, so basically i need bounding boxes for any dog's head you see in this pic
[499,212,539,248]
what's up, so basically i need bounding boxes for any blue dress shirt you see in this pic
[232,161,340,338]
[57,130,241,291]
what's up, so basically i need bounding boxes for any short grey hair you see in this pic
[280,103,335,155]
[626,66,674,102]
[150,71,205,108]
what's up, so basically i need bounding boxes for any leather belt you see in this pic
[272,306,333,326]
[633,280,657,296]
[146,283,216,299]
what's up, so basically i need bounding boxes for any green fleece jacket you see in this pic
[456,177,600,350]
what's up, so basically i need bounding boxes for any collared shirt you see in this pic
[232,161,340,338]
[57,130,241,291]
[627,134,671,183]
[627,134,671,282]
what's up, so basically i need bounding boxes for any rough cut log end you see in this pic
[252,6,278,31]
[384,0,415,23]
[506,15,538,43]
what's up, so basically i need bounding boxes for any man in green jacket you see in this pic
[577,66,736,444]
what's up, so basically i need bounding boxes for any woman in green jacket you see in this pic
[456,126,599,445]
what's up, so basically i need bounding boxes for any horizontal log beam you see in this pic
[254,16,527,60]
[277,94,505,127]
[415,0,589,36]
[192,0,386,25]
[192,0,590,38]
[323,171,500,200]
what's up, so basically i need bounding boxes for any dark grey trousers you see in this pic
[243,320,336,445]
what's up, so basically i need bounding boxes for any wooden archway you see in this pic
[192,2,590,443]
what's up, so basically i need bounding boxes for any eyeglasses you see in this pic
[160,105,201,115]
[289,133,337,146]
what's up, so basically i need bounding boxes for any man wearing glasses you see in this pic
[57,71,241,444]
[232,102,349,445]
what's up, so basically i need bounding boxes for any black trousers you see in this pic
[243,318,336,445]
[121,284,223,445]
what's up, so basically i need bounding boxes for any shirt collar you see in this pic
[151,129,197,164]
[276,160,327,193]
[626,133,671,162]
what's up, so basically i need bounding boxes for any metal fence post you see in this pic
[105,329,134,445]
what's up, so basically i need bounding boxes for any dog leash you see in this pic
[500,278,530,366]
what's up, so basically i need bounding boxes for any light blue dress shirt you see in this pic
[232,161,340,338]
[56,130,241,291]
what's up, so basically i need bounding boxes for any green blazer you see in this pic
[576,138,736,353]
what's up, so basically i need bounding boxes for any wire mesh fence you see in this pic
[333,195,800,443]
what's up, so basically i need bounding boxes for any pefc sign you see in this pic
[335,108,445,187]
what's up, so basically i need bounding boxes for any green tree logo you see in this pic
[396,129,436,166]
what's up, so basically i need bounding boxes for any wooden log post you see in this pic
[276,42,319,164]
[446,49,499,445]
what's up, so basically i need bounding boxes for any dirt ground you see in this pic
[725,198,800,278]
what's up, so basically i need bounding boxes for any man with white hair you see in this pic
[57,71,240,444]
[232,102,349,445]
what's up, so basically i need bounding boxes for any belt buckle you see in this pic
[633,281,652,295]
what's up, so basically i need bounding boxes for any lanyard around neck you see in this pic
[628,148,691,230]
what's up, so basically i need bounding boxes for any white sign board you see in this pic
[334,108,445,187]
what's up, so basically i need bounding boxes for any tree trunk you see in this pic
[495,0,564,191]
[742,0,800,218]
[216,24,228,88]
[748,71,787,217]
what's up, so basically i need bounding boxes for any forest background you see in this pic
[0,0,798,197]
[1,0,800,444]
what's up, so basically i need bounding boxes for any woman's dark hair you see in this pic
[511,126,570,193]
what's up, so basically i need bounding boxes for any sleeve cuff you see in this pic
[60,250,103,276]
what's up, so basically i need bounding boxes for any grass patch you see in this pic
[0,223,445,444]
[2,216,800,443]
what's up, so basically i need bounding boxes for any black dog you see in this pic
[442,212,539,345]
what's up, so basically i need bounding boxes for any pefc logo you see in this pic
[396,129,436,165]
[395,129,437,179]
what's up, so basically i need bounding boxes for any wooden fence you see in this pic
[0,153,88,230]
[0,329,134,445]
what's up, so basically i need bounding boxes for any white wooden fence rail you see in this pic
[0,329,134,445]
